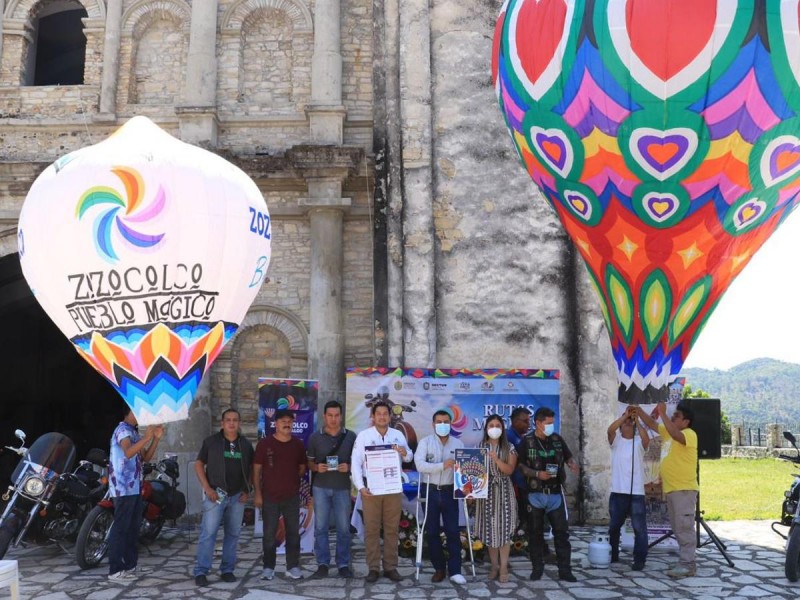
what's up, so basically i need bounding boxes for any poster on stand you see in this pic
[254,378,318,554]
[454,448,488,499]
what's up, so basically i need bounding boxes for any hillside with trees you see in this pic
[680,358,800,425]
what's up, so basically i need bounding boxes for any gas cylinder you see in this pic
[588,533,612,568]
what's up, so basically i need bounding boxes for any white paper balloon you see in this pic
[17,116,272,424]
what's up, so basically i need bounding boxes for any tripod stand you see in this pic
[648,463,734,567]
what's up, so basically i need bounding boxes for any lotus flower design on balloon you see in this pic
[493,0,800,403]
[18,117,271,423]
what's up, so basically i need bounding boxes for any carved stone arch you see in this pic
[232,305,308,358]
[121,0,191,34]
[4,0,105,20]
[221,0,312,33]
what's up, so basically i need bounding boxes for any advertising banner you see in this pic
[345,368,561,454]
[254,378,318,554]
[454,448,488,499]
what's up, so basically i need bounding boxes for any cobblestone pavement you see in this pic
[4,520,800,599]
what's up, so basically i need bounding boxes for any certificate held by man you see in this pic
[364,445,403,495]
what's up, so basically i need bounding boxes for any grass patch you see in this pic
[699,457,796,520]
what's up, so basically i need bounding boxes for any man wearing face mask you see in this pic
[517,407,579,582]
[415,410,467,585]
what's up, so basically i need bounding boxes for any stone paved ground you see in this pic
[4,520,800,599]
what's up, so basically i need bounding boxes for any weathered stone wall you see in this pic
[373,0,617,521]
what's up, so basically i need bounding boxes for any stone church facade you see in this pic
[0,0,617,521]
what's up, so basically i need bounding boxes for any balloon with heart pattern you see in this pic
[494,0,800,403]
[17,116,272,424]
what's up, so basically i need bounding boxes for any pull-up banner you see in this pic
[344,368,561,451]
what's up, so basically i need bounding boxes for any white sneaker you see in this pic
[450,574,467,584]
[108,571,135,582]
[123,566,151,576]
[286,567,303,580]
[261,568,275,580]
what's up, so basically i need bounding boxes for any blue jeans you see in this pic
[194,492,245,576]
[424,486,462,576]
[528,491,571,572]
[312,486,352,568]
[608,492,648,564]
[108,494,143,575]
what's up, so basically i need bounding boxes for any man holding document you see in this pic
[351,401,414,583]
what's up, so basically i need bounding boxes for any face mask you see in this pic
[487,427,502,440]
[435,423,451,437]
[543,423,555,436]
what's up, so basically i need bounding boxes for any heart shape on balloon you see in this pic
[733,198,766,230]
[507,0,575,101]
[564,189,592,221]
[530,126,573,177]
[761,135,800,186]
[605,0,736,98]
[630,127,698,181]
[642,192,680,223]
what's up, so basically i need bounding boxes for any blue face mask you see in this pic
[435,423,451,437]
[543,423,555,436]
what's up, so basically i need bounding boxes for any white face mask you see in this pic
[487,427,502,440]
[434,423,451,437]
[543,423,555,436]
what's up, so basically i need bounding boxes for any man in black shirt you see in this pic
[517,407,579,582]
[307,400,357,578]
[193,408,254,586]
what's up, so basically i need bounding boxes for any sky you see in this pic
[681,209,800,371]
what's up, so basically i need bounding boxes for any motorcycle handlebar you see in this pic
[779,454,800,463]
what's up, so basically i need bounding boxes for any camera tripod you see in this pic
[648,464,734,567]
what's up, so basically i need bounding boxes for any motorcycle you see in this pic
[0,429,108,559]
[75,455,186,569]
[772,430,800,581]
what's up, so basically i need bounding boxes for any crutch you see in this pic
[415,474,430,582]
[461,490,477,580]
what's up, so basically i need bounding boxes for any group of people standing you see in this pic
[105,397,699,586]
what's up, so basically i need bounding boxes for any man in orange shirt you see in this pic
[636,402,698,579]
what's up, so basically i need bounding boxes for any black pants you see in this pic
[262,495,301,570]
[527,493,571,572]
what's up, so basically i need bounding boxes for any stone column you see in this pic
[0,1,5,64]
[177,0,219,145]
[97,0,123,118]
[308,0,345,144]
[731,424,742,447]
[768,423,783,450]
[398,0,436,367]
[305,188,350,417]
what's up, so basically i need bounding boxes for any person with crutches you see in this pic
[415,410,467,585]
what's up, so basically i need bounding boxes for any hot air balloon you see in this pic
[493,1,800,404]
[17,116,271,423]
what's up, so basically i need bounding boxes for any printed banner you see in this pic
[254,378,318,554]
[345,368,561,456]
[454,448,488,499]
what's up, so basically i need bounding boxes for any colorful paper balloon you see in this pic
[17,116,271,423]
[493,1,800,403]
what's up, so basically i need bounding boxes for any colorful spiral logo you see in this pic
[76,166,165,263]
[449,404,468,437]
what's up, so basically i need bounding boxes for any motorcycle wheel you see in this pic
[786,524,800,582]
[75,505,114,570]
[0,514,20,560]
[139,519,163,545]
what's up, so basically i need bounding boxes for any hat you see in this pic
[274,408,295,421]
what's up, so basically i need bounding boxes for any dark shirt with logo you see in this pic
[517,433,573,492]
[254,435,307,502]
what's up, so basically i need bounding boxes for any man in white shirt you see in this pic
[607,405,650,571]
[351,401,414,582]
[415,410,466,585]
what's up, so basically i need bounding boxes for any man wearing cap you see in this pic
[416,409,466,585]
[254,408,307,581]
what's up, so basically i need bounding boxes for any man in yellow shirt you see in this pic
[636,402,698,579]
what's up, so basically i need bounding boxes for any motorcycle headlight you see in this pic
[23,476,46,497]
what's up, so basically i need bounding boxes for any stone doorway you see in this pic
[0,253,123,485]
